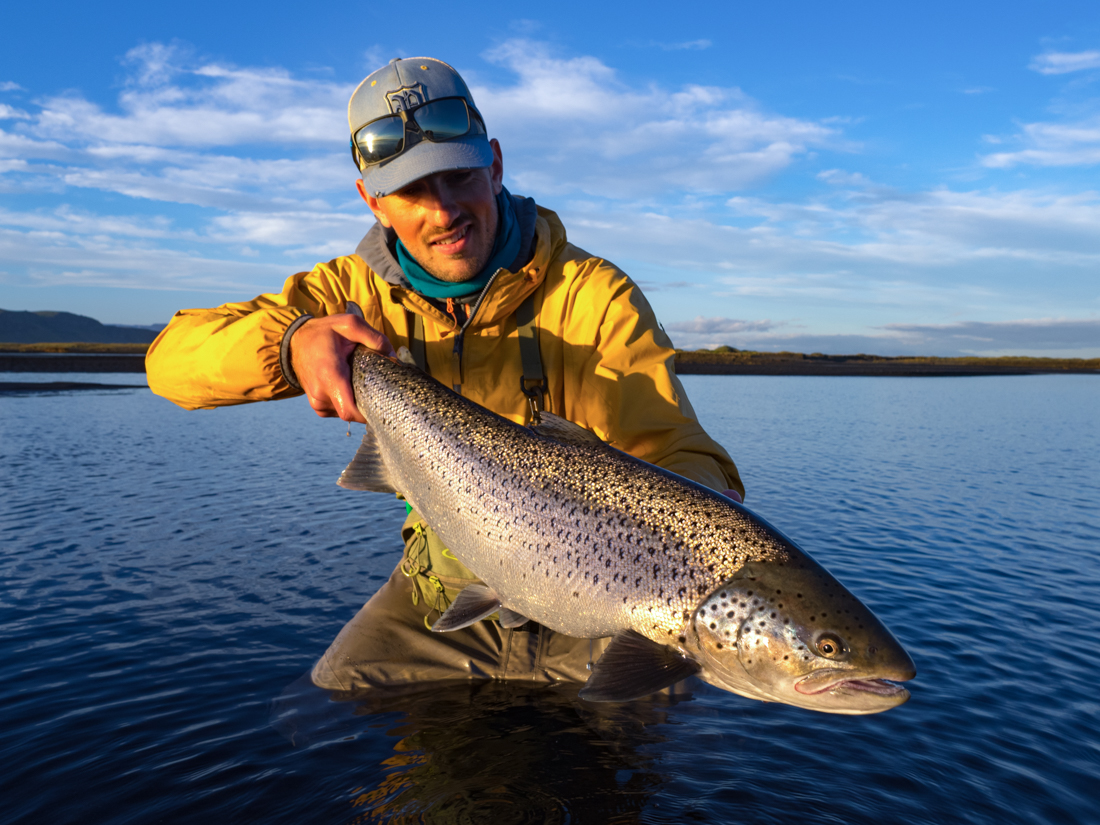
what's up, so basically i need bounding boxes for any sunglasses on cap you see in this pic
[350,96,487,170]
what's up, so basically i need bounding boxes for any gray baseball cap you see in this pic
[349,57,493,198]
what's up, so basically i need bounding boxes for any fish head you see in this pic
[691,558,915,714]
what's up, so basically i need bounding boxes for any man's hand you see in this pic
[722,489,743,504]
[289,314,396,423]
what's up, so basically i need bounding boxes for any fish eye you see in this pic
[815,633,847,658]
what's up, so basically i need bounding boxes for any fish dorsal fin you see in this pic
[431,584,502,632]
[498,607,531,629]
[532,412,604,447]
[336,425,397,493]
[579,629,701,702]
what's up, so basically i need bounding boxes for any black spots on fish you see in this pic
[720,591,728,599]
[635,577,642,587]
[682,611,690,620]
[770,612,777,619]
[709,622,717,630]
[797,593,803,599]
[726,611,735,618]
[678,635,687,644]
[777,603,783,609]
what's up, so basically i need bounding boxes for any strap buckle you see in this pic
[520,377,546,426]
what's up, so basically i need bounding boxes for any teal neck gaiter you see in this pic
[395,187,521,300]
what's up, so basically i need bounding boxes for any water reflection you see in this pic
[273,676,682,824]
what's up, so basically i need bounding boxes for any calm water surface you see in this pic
[1,373,1097,824]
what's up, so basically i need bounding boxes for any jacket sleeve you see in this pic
[565,268,745,498]
[146,261,356,410]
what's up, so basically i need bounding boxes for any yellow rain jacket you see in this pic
[147,205,742,496]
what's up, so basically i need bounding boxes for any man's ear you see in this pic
[489,138,504,195]
[357,179,393,228]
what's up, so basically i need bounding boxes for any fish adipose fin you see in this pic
[336,425,397,493]
[497,607,531,629]
[579,629,701,702]
[533,413,604,446]
[431,584,502,632]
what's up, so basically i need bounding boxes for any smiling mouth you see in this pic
[430,224,469,247]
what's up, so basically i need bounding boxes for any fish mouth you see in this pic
[794,670,909,698]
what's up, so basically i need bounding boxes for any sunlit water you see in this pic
[1,373,1097,824]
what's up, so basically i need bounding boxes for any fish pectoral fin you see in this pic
[497,607,530,629]
[336,425,397,493]
[579,629,701,703]
[532,413,604,446]
[431,584,502,632]
[395,346,418,368]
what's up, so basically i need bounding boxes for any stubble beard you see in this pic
[420,202,499,284]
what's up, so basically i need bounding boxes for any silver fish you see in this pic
[339,347,915,714]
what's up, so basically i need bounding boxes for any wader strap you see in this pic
[406,309,428,372]
[516,292,546,424]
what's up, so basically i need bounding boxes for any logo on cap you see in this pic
[386,84,427,113]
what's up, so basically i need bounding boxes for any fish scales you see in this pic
[342,347,916,712]
[352,349,789,642]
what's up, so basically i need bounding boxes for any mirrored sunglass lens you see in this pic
[413,99,471,140]
[356,117,404,164]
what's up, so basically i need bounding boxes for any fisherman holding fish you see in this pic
[148,58,913,709]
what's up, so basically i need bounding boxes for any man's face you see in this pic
[361,139,504,283]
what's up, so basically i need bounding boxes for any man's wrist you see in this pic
[280,313,314,390]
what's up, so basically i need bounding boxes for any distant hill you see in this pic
[0,309,161,344]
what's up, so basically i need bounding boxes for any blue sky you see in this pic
[1,0,1099,355]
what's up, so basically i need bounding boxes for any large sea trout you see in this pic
[338,347,915,714]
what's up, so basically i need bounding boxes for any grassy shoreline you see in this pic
[1,342,1096,375]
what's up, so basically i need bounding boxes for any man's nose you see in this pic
[422,178,462,225]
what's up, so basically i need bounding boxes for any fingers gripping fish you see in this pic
[338,347,915,714]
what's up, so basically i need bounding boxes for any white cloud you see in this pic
[0,225,290,292]
[984,49,1100,167]
[0,81,22,92]
[473,40,840,197]
[982,118,1100,168]
[817,169,871,187]
[1029,50,1100,75]
[0,104,30,120]
[655,39,712,51]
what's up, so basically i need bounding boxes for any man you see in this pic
[147,57,744,695]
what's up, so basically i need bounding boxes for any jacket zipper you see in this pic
[450,267,505,394]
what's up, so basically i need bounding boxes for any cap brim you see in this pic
[361,136,494,197]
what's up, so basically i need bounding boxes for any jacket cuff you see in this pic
[279,313,314,391]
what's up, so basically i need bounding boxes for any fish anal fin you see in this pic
[533,412,604,447]
[498,607,530,629]
[431,584,502,632]
[337,425,397,493]
[579,629,701,702]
